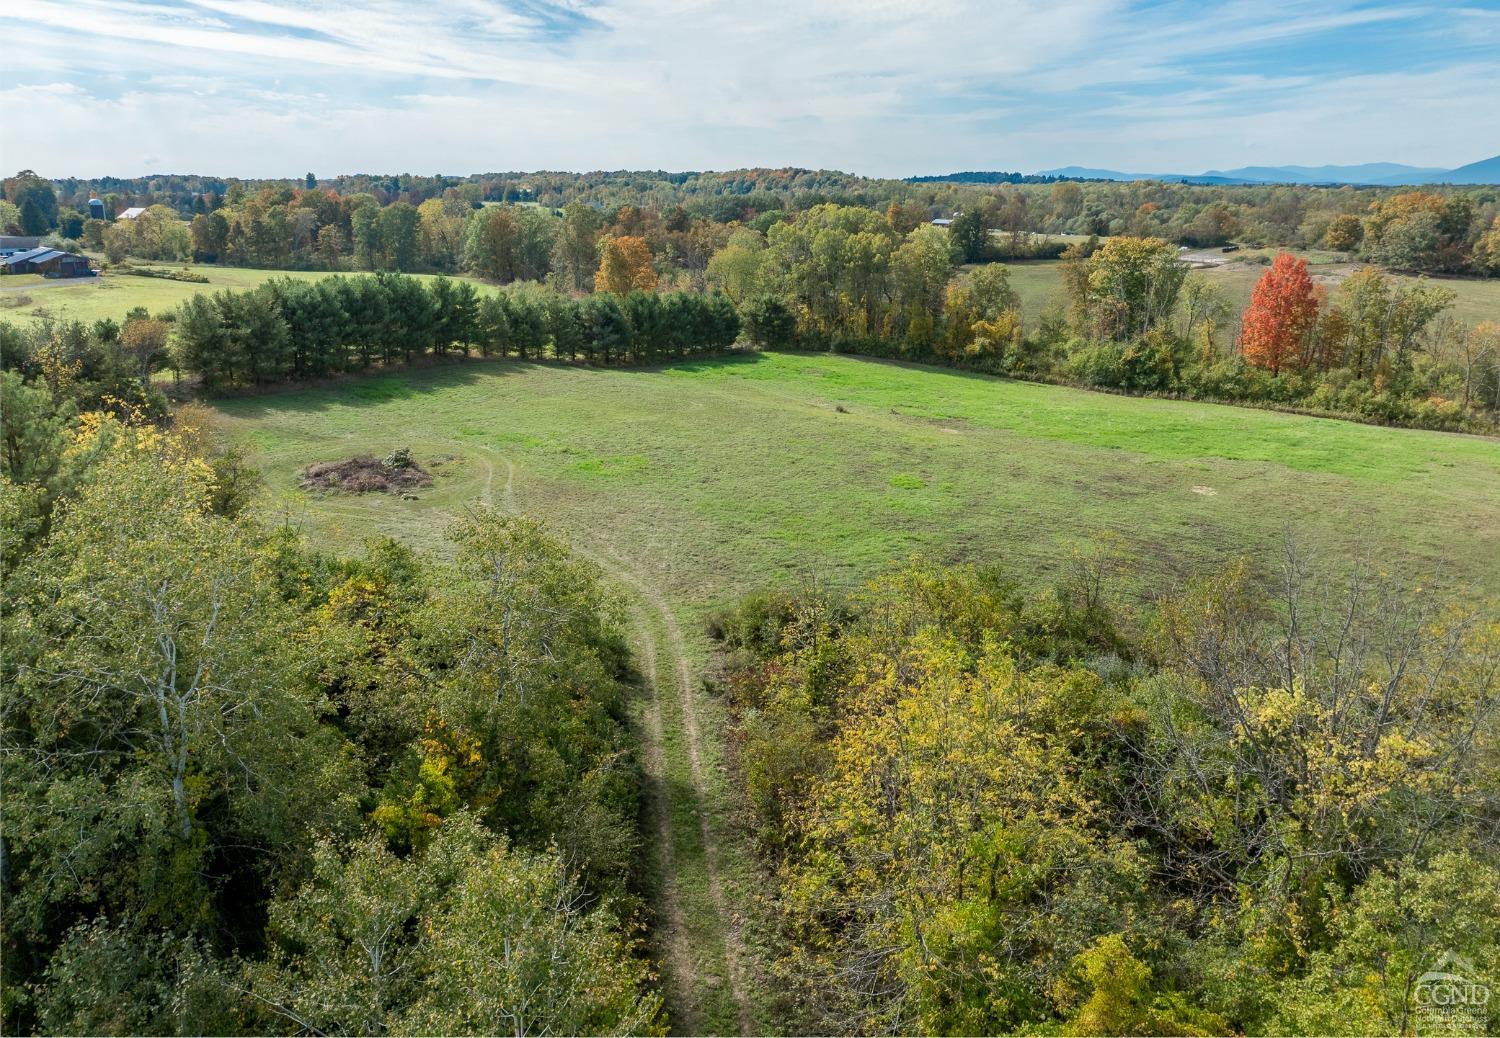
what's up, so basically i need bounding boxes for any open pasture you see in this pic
[215,350,1500,610]
[0,263,495,325]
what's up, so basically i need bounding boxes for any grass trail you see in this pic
[481,446,754,1035]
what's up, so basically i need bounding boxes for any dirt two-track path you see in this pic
[477,451,754,1036]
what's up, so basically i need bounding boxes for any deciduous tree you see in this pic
[1076,236,1186,341]
[553,202,605,293]
[1239,252,1319,374]
[596,235,658,295]
[1324,213,1363,252]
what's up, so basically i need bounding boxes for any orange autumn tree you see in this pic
[595,235,658,294]
[1240,252,1319,374]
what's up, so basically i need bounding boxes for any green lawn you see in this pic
[215,350,1500,609]
[0,264,496,326]
[1002,261,1069,320]
[0,273,49,289]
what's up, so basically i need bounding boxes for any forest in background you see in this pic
[6,167,1500,432]
[12,167,1500,280]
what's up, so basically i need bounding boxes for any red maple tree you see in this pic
[1240,253,1320,374]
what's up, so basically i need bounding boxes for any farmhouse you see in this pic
[0,247,93,277]
[117,207,148,220]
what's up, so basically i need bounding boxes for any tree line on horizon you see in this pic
[5,164,1500,430]
[7,166,1500,279]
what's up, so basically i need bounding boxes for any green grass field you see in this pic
[216,351,1500,604]
[0,264,495,326]
[206,351,1497,1034]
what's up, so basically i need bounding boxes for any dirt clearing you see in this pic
[301,448,434,494]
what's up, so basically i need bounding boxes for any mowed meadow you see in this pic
[0,263,497,325]
[215,350,1500,609]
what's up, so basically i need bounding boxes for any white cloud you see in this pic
[0,0,1491,177]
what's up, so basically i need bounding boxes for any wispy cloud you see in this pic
[0,0,1491,177]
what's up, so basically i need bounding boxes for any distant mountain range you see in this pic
[982,155,1500,186]
[1437,154,1500,184]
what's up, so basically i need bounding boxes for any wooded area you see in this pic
[1,395,664,1034]
[711,555,1500,1035]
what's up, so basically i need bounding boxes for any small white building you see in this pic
[117,207,148,220]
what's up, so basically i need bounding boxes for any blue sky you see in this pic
[1,0,1496,178]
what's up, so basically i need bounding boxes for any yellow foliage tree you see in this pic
[595,235,657,294]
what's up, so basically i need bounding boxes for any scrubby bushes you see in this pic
[713,554,1500,1035]
[0,315,170,419]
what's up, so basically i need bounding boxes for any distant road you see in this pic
[1179,249,1231,266]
